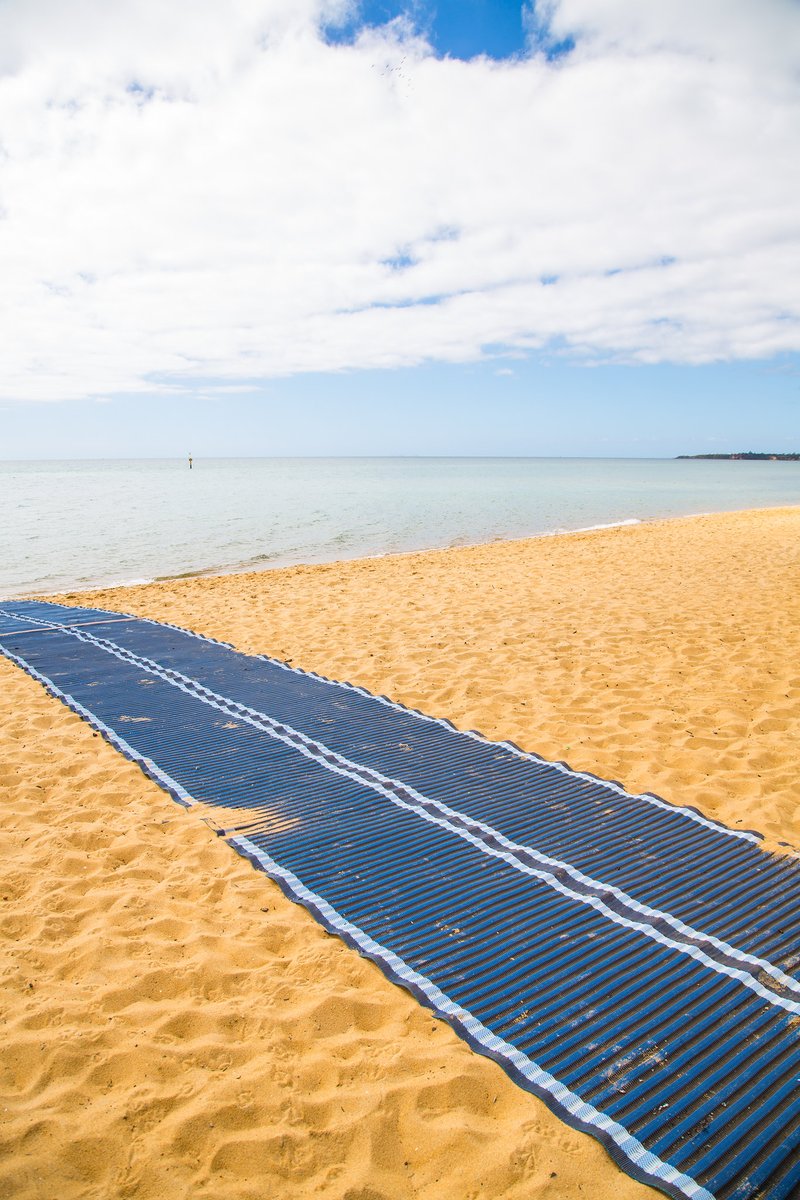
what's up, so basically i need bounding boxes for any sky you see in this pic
[1,0,799,458]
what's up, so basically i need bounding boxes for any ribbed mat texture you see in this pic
[2,599,799,1200]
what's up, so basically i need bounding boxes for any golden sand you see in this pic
[2,506,799,1199]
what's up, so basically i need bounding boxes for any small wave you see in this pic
[26,574,157,598]
[154,569,207,581]
[105,576,154,588]
[570,518,642,534]
[240,552,279,565]
[78,575,156,591]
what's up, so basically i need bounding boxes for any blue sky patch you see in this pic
[382,251,417,270]
[324,1,532,61]
[125,80,156,103]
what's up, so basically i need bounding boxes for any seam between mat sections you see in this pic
[5,607,800,1015]
[230,834,714,1200]
[0,618,132,635]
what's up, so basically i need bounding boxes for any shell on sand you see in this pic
[2,507,799,1199]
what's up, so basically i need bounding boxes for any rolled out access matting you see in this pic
[2,599,800,1200]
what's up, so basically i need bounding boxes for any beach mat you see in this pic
[2,598,800,1200]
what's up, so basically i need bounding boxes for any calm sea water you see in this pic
[2,457,799,598]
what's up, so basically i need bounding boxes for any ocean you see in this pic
[2,456,799,598]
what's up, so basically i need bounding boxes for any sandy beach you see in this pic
[2,505,799,1200]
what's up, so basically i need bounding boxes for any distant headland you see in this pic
[676,452,800,461]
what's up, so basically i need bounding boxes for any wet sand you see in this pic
[2,506,799,1199]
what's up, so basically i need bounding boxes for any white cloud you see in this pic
[0,0,798,401]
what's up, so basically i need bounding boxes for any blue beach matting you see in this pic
[1,599,799,1200]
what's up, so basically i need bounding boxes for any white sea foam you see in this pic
[571,517,642,533]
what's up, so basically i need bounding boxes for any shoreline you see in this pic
[9,501,794,603]
[3,504,799,1199]
[28,518,648,598]
[49,502,800,851]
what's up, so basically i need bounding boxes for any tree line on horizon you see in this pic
[676,452,800,461]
